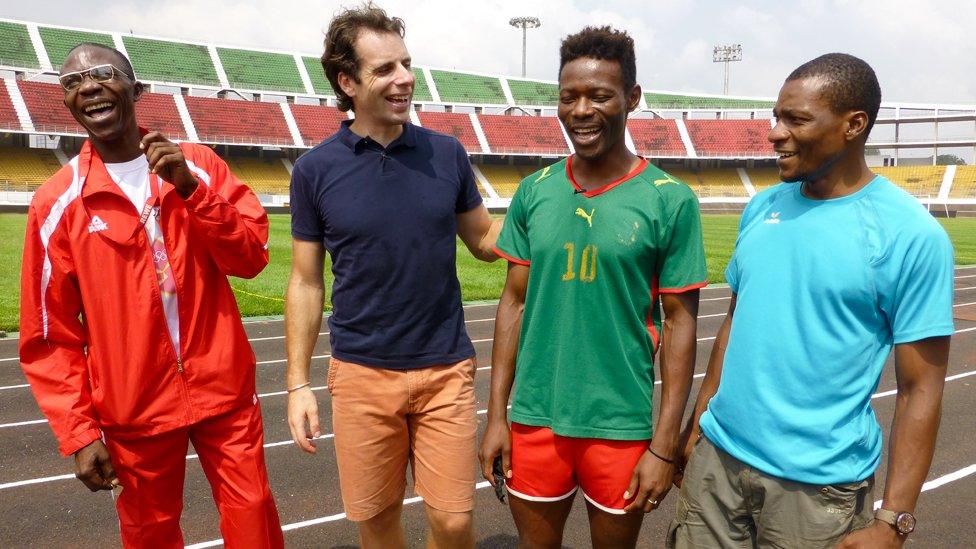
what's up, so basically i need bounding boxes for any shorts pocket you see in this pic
[327,358,341,395]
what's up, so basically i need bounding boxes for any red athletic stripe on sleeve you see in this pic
[658,281,708,294]
[493,246,530,266]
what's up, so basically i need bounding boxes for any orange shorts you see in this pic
[507,423,650,514]
[328,357,477,521]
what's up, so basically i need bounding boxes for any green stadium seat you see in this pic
[0,21,39,68]
[122,36,220,87]
[507,79,558,106]
[217,48,305,93]
[301,56,333,95]
[645,92,774,110]
[430,70,506,104]
[39,27,114,69]
[411,68,433,102]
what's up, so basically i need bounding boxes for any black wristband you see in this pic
[647,444,675,464]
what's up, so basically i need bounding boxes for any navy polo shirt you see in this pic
[290,121,482,369]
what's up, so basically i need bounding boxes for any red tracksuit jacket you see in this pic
[19,140,269,456]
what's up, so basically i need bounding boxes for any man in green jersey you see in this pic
[479,26,707,547]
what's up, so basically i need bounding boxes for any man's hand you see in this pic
[287,387,321,453]
[835,520,905,548]
[478,418,512,486]
[74,440,118,492]
[623,449,675,513]
[671,427,698,488]
[140,131,198,198]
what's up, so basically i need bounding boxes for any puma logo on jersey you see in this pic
[535,166,552,183]
[87,215,108,233]
[764,212,781,224]
[575,207,595,227]
[653,174,679,187]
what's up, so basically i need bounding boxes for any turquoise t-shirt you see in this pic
[700,176,955,485]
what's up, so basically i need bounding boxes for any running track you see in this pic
[1,266,975,547]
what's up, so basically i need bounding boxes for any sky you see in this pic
[2,0,975,105]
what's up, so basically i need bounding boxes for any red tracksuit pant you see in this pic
[104,401,283,549]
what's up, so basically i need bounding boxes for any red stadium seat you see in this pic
[18,80,85,134]
[627,119,686,156]
[478,114,569,155]
[288,103,347,146]
[684,119,774,157]
[417,112,481,153]
[0,82,22,131]
[183,95,293,145]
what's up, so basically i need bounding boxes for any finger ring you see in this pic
[650,499,658,505]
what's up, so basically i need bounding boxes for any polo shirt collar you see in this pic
[338,119,417,153]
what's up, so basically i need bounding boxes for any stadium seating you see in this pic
[665,167,748,198]
[949,166,976,198]
[0,146,62,188]
[18,80,84,134]
[684,119,774,157]
[217,48,305,93]
[411,68,433,102]
[224,156,290,194]
[301,56,332,96]
[627,119,687,156]
[645,92,775,110]
[874,165,945,197]
[416,111,481,152]
[135,93,187,140]
[288,103,347,146]
[507,79,558,106]
[0,81,21,131]
[747,167,783,190]
[431,70,506,104]
[476,164,538,197]
[478,114,569,155]
[38,27,114,69]
[122,36,221,87]
[182,96,292,145]
[0,21,39,69]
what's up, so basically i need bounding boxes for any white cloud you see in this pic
[1,0,974,103]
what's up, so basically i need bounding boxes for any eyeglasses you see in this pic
[59,64,130,91]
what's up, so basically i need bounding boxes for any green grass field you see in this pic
[2,213,975,332]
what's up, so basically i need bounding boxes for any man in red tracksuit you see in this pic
[18,43,283,548]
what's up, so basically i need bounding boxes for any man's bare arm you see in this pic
[478,263,529,482]
[285,239,326,453]
[457,204,502,262]
[838,335,950,547]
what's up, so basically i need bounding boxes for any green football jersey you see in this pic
[495,157,707,440]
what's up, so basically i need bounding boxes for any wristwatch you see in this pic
[874,509,916,535]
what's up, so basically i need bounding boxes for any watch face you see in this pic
[895,512,916,534]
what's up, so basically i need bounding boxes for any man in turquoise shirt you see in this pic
[669,54,954,548]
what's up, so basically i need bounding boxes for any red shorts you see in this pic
[507,423,650,514]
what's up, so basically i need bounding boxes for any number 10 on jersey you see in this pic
[562,242,597,283]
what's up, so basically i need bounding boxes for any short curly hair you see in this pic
[321,2,405,112]
[787,53,882,136]
[559,26,637,92]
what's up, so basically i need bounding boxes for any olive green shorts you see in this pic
[667,436,874,549]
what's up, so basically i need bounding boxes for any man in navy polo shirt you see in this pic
[284,5,499,549]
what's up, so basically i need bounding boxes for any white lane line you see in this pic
[0,383,30,391]
[873,463,976,510]
[186,481,497,548]
[957,286,976,292]
[190,462,976,547]
[5,368,974,491]
[0,419,47,429]
[956,274,976,280]
[0,357,21,363]
[7,321,976,428]
[954,301,976,308]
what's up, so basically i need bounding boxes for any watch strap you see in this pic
[874,508,897,527]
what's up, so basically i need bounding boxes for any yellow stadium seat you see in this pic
[949,166,976,198]
[478,165,527,198]
[665,168,747,197]
[223,157,291,194]
[874,166,944,197]
[0,147,63,189]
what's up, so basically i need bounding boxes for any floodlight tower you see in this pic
[510,16,541,78]
[712,44,742,95]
